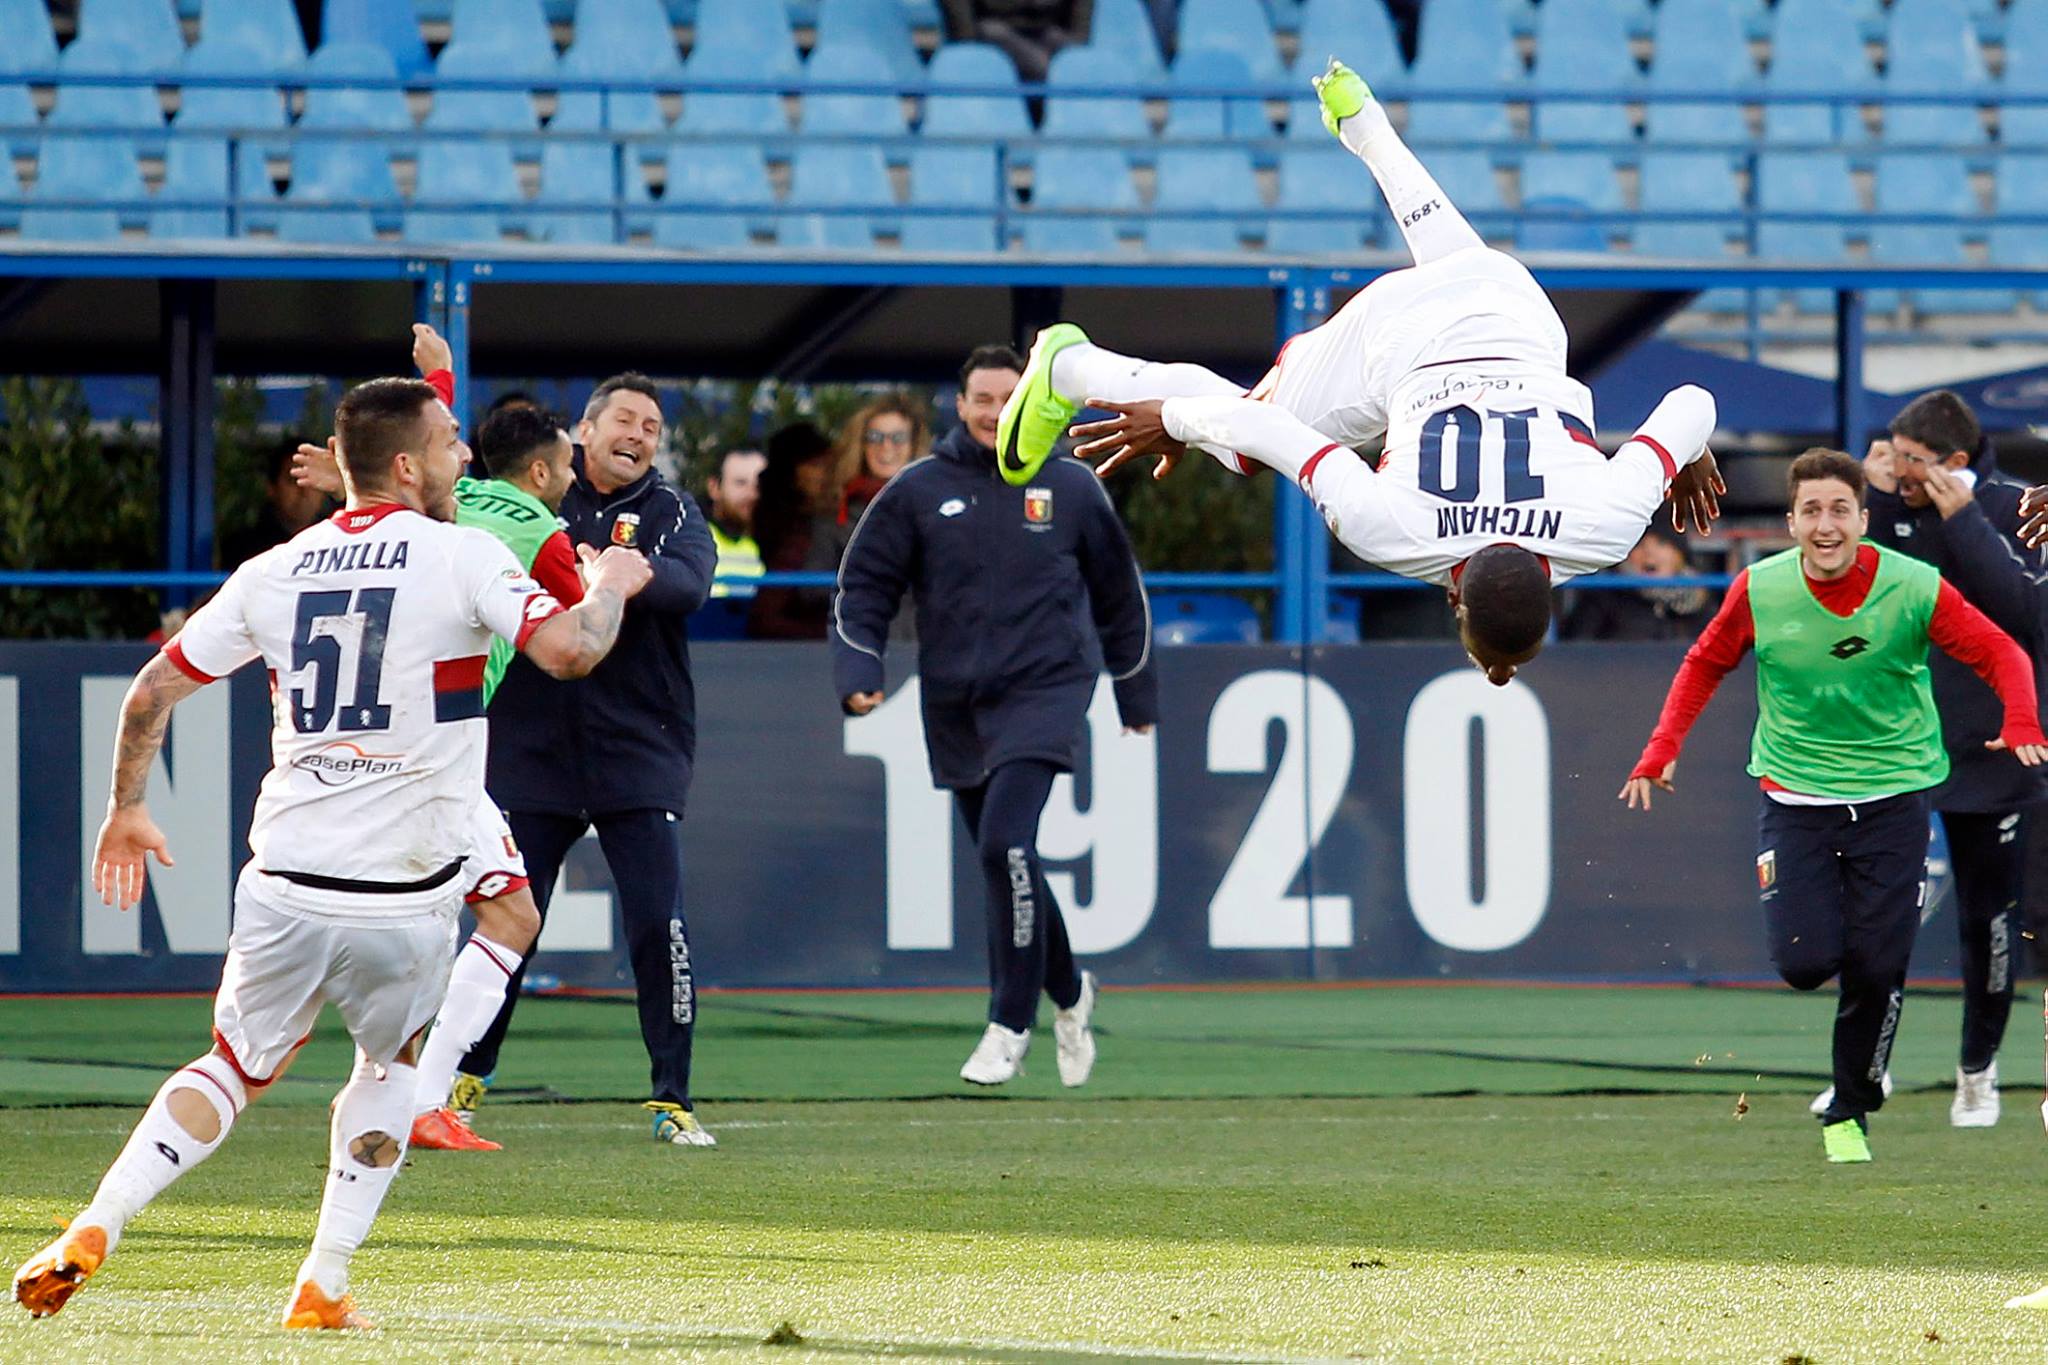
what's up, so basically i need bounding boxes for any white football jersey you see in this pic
[1163,383,1717,587]
[167,503,564,917]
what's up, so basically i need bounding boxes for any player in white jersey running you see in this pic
[1001,59,1724,686]
[12,377,652,1331]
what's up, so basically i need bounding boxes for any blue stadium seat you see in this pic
[690,0,801,78]
[802,43,910,138]
[1532,0,1641,144]
[2003,2,2048,147]
[1764,4,1874,144]
[1268,146,1376,254]
[1151,592,1259,644]
[0,0,59,75]
[654,142,770,249]
[1021,145,1137,253]
[409,44,531,244]
[1882,0,1989,144]
[166,39,293,235]
[1519,151,1624,213]
[433,41,546,153]
[1289,0,1404,89]
[904,145,1001,251]
[555,0,677,162]
[1406,0,1518,144]
[77,0,187,73]
[0,155,20,232]
[1041,45,1154,145]
[322,0,432,79]
[1176,0,1284,81]
[1868,225,2012,312]
[1146,147,1260,253]
[1756,151,1856,309]
[783,143,895,249]
[675,43,786,139]
[1165,50,1269,143]
[1873,151,1975,217]
[1773,0,1884,42]
[1644,0,1753,145]
[1419,148,1506,227]
[1516,200,1606,251]
[1990,154,2048,299]
[286,42,411,242]
[201,0,306,68]
[1087,0,1166,75]
[813,0,921,86]
[21,132,146,241]
[1635,150,1744,303]
[0,83,37,161]
[534,138,646,244]
[920,44,1029,139]
[449,0,556,64]
[52,36,170,148]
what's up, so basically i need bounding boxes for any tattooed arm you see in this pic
[92,652,207,910]
[520,545,650,679]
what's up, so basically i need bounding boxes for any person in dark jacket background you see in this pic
[462,372,722,1148]
[1863,388,2048,1128]
[1559,527,1712,642]
[833,345,1159,1089]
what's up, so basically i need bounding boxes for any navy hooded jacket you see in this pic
[488,451,718,816]
[1866,436,2048,813]
[831,422,1160,790]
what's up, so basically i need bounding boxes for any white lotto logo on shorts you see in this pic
[291,741,405,787]
[471,872,516,900]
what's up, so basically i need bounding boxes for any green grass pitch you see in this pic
[3,983,2048,1362]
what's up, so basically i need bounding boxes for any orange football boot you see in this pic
[282,1279,373,1330]
[13,1223,108,1319]
[409,1106,501,1151]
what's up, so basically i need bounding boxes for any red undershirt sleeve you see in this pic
[1632,571,1756,778]
[426,368,454,407]
[1928,579,2047,748]
[528,530,585,606]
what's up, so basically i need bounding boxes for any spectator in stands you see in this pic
[706,447,767,599]
[1864,389,2048,1127]
[220,445,330,568]
[749,421,837,639]
[805,395,930,641]
[1560,527,1710,641]
[832,343,1157,1090]
[942,0,1094,82]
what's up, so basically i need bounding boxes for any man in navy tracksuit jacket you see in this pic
[833,346,1160,1088]
[1864,389,2048,1126]
[466,373,721,1146]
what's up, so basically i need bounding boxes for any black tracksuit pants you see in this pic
[956,760,1083,1032]
[461,808,697,1109]
[1756,791,1930,1125]
[1941,809,2025,1074]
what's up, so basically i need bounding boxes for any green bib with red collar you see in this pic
[454,474,559,704]
[1746,541,1946,798]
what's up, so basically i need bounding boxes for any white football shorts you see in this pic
[463,794,530,905]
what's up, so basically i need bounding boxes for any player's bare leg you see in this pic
[14,1039,303,1319]
[1313,58,1484,266]
[284,1026,429,1329]
[410,885,539,1151]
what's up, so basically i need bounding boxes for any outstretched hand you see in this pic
[292,438,345,496]
[1618,761,1677,810]
[1668,450,1725,536]
[1070,399,1188,481]
[92,806,174,910]
[1987,734,2048,767]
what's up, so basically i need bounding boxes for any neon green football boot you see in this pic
[996,322,1090,487]
[1311,57,1372,138]
[1821,1117,1872,1164]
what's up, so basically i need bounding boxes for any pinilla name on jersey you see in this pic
[291,541,411,576]
[1435,506,1564,540]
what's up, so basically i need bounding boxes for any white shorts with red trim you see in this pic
[464,794,530,904]
[214,866,458,1079]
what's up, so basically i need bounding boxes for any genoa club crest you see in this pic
[1023,488,1053,525]
[612,512,641,547]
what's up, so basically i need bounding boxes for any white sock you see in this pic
[412,934,521,1118]
[1050,342,1248,408]
[299,1053,415,1297]
[1335,100,1484,267]
[76,1054,246,1250]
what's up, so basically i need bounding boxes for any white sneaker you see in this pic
[1951,1062,2000,1128]
[1810,1071,1892,1115]
[1053,971,1099,1088]
[960,1023,1030,1085]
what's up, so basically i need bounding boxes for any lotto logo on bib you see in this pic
[293,740,405,787]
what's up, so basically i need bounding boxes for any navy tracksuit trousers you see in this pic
[461,808,697,1108]
[956,760,1083,1032]
[1756,791,1929,1125]
[1942,809,2025,1074]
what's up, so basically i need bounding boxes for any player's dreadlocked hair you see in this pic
[1889,389,1981,462]
[477,404,568,481]
[335,377,440,493]
[1459,544,1554,660]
